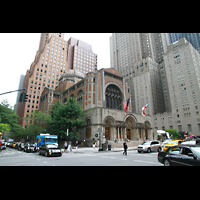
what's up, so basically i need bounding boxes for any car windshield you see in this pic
[166,141,178,145]
[45,138,58,143]
[141,141,151,145]
[191,147,200,157]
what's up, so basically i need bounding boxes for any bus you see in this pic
[36,133,58,148]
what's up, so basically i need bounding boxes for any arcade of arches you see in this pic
[103,115,152,141]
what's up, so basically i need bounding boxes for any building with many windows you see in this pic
[153,38,200,135]
[110,33,169,115]
[168,33,200,54]
[17,33,98,128]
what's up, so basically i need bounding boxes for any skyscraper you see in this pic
[153,38,200,135]
[168,33,200,53]
[17,33,97,128]
[110,33,169,115]
[67,37,98,73]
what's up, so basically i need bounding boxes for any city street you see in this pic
[0,147,163,166]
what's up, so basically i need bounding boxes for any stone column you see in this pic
[118,127,120,141]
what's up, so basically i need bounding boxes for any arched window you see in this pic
[63,97,67,104]
[105,85,122,110]
[77,90,83,108]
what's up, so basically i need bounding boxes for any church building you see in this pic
[39,68,153,147]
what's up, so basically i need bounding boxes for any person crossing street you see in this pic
[123,140,128,156]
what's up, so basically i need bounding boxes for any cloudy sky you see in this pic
[0,33,112,108]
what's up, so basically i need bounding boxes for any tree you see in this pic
[23,110,52,141]
[50,97,85,140]
[0,99,22,139]
[0,119,11,133]
[165,129,180,139]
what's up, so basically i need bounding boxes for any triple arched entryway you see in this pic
[103,114,152,141]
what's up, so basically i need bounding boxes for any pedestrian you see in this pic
[34,142,37,152]
[94,141,97,149]
[123,140,128,156]
[64,141,68,153]
[75,141,78,152]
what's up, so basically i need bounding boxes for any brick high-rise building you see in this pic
[17,33,98,128]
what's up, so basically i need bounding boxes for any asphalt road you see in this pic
[0,147,163,166]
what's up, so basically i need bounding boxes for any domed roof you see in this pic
[64,69,85,78]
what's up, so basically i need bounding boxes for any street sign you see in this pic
[67,129,69,136]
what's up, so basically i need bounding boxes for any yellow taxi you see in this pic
[163,140,182,151]
[12,142,17,148]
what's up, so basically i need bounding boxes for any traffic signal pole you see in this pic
[0,88,25,96]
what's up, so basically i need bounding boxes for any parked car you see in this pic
[24,143,35,153]
[137,140,161,153]
[15,143,20,149]
[18,143,25,151]
[181,140,200,145]
[162,140,182,151]
[11,142,17,148]
[39,144,62,157]
[158,145,200,166]
[0,142,6,150]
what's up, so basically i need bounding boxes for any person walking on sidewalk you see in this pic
[64,141,68,153]
[75,141,79,152]
[123,140,128,156]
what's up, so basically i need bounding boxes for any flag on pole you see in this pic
[123,98,130,113]
[142,103,148,116]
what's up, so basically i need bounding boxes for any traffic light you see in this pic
[19,93,23,102]
[23,93,28,102]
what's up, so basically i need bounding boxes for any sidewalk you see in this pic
[62,146,138,153]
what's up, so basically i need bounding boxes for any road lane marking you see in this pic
[133,160,162,165]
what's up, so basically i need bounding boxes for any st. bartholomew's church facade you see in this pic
[39,67,154,147]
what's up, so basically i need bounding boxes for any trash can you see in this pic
[108,144,111,151]
[102,143,107,151]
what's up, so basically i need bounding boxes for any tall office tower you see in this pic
[153,38,200,135]
[17,33,98,128]
[110,33,169,115]
[67,37,98,74]
[17,33,68,128]
[168,33,200,54]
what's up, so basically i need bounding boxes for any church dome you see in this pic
[64,69,85,79]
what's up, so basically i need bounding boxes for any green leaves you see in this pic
[50,97,85,139]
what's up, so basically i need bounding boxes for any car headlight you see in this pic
[49,150,52,153]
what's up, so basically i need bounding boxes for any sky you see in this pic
[0,33,112,109]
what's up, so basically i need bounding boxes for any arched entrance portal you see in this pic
[125,115,137,140]
[144,121,151,140]
[104,117,115,140]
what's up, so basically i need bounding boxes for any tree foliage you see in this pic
[0,100,22,138]
[165,128,181,139]
[50,97,85,140]
[23,110,52,141]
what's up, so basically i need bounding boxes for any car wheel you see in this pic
[45,151,48,157]
[164,159,170,166]
[38,150,41,155]
[157,147,161,152]
[147,148,151,153]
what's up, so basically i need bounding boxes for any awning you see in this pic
[157,130,166,135]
